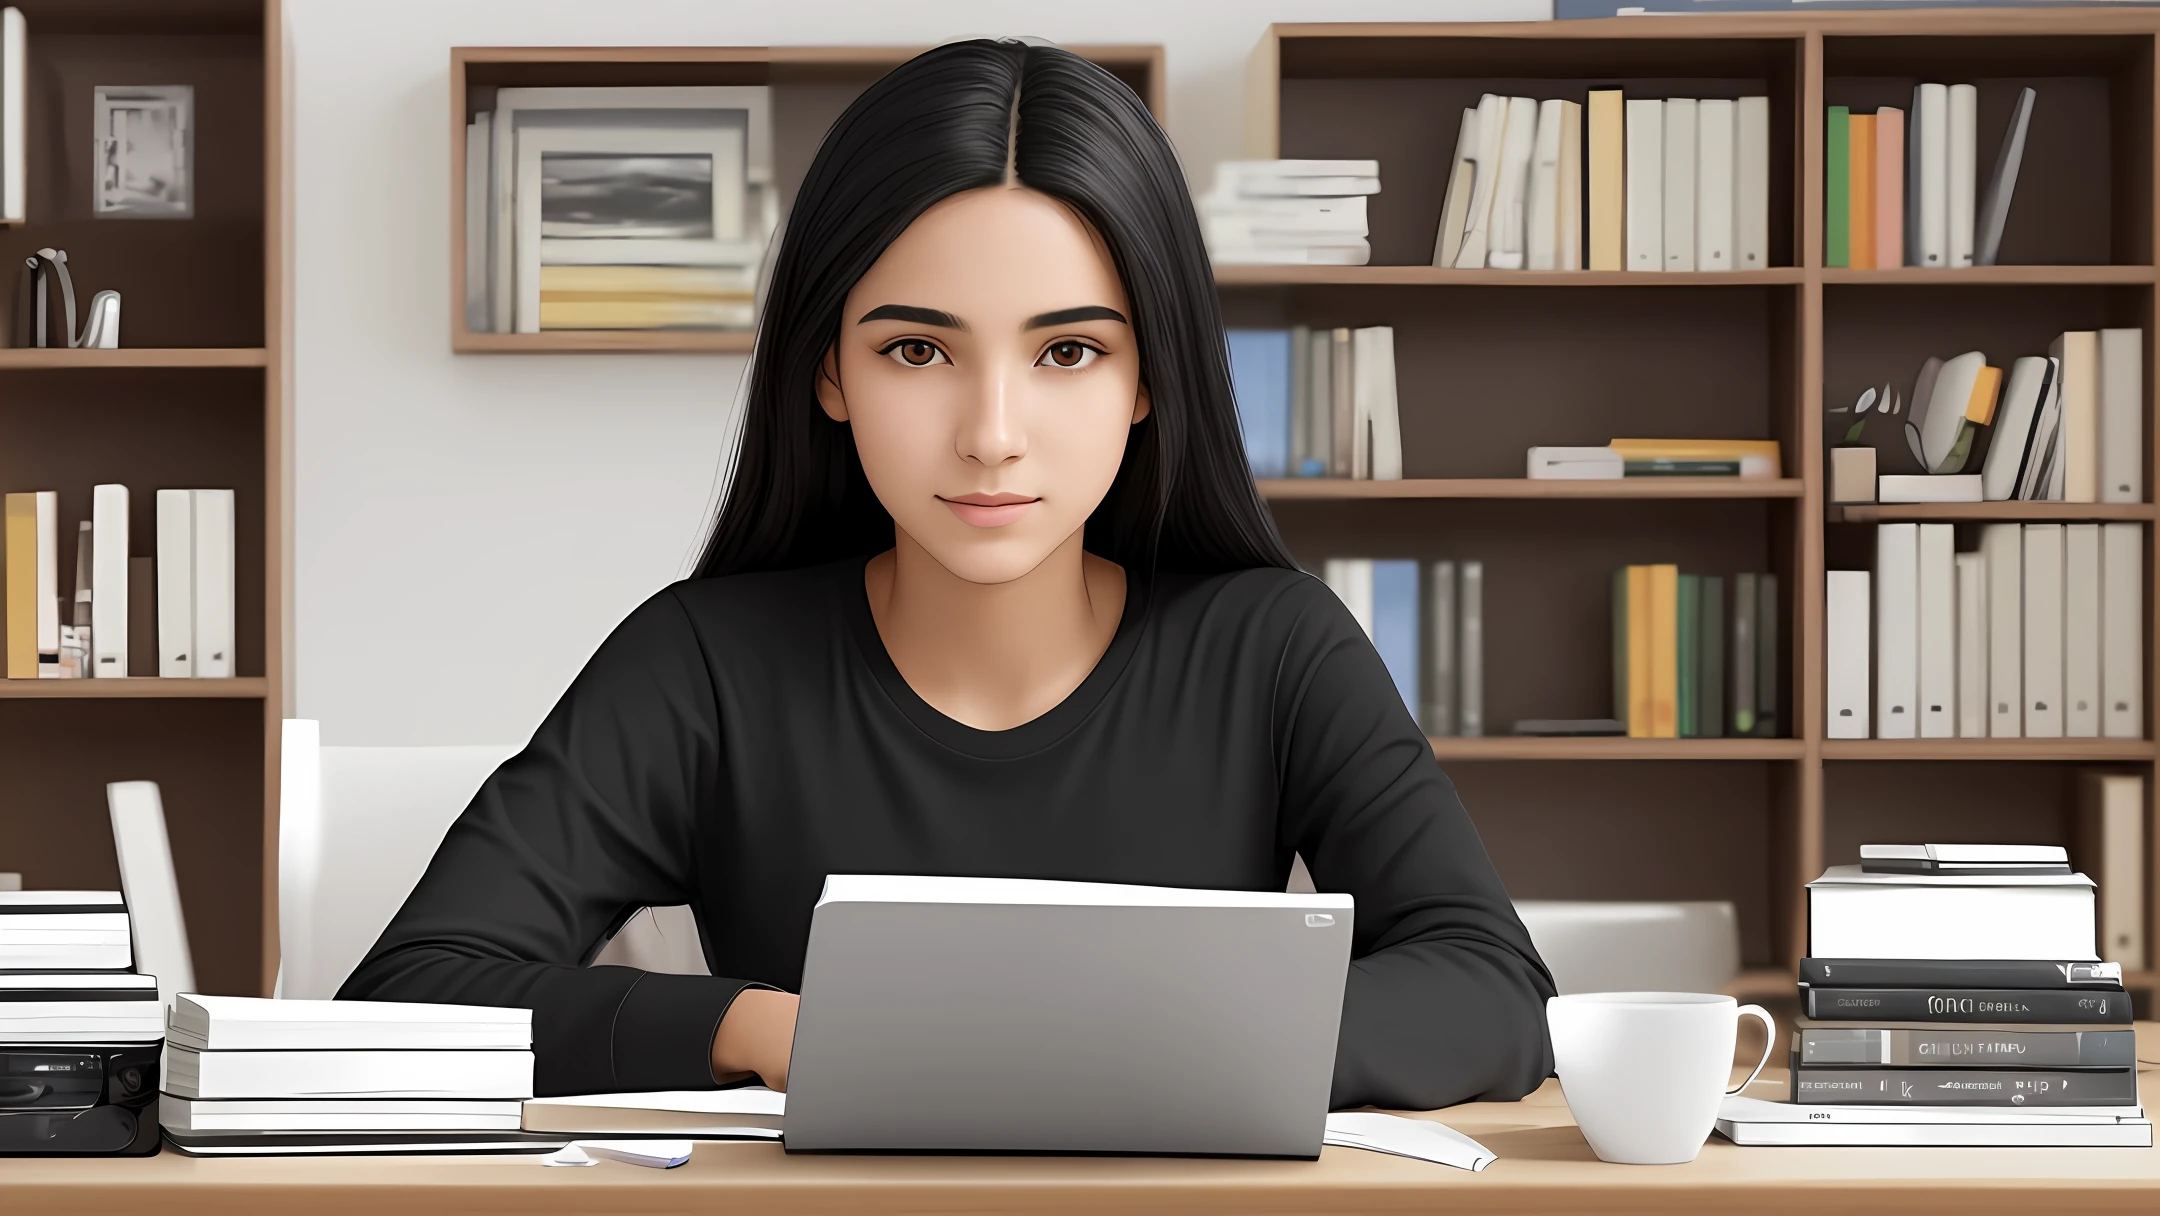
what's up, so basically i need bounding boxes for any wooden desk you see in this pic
[7,1032,2157,1215]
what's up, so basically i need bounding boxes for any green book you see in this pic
[1612,568,1631,726]
[1623,458,1742,477]
[1732,573,1757,735]
[1676,574,1700,738]
[1756,572,1779,737]
[1825,107,1851,268]
[1700,575,1725,739]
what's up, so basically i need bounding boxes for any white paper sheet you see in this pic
[1323,1112,1497,1171]
[542,1139,699,1169]
[525,1087,785,1116]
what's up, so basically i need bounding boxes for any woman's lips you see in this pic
[939,494,1040,527]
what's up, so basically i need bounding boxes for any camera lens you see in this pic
[116,1067,143,1096]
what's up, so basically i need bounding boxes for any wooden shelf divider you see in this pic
[1822,739,2160,762]
[1830,502,2158,523]
[1431,737,1804,762]
[0,679,270,700]
[0,348,270,369]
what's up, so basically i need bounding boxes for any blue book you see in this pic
[1371,559,1422,718]
[1226,329,1293,479]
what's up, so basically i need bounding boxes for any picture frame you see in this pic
[93,84,193,218]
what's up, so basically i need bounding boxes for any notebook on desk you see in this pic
[781,875,1355,1158]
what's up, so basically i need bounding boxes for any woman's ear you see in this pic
[815,345,849,422]
[1131,381,1152,424]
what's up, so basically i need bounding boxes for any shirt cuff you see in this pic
[609,972,754,1091]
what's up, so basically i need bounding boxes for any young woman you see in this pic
[343,39,1555,1112]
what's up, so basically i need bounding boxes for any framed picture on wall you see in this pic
[93,84,193,217]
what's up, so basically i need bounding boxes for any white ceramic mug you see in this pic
[1547,991,1775,1165]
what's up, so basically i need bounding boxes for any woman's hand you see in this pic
[710,988,800,1091]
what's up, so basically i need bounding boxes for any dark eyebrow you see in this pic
[1025,305,1128,329]
[857,304,967,330]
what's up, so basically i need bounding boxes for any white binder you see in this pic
[2102,522,2144,739]
[90,484,129,679]
[1625,98,1664,271]
[1453,94,1508,270]
[33,490,56,665]
[1917,524,1955,738]
[1696,99,1734,271]
[192,490,236,679]
[1826,570,1871,739]
[1947,84,1978,268]
[1736,96,1769,269]
[1954,551,1988,738]
[155,490,195,678]
[1874,524,1919,739]
[1982,522,2022,738]
[2022,524,2064,738]
[1915,84,1949,267]
[1486,96,1539,269]
[2098,328,2142,502]
[1526,99,1564,271]
[1662,98,1697,271]
[2063,523,2101,737]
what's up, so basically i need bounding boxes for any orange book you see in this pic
[4,494,33,679]
[1966,364,2003,425]
[1647,564,1679,739]
[1627,565,1654,737]
[1848,114,1877,270]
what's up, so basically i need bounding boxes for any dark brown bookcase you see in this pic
[0,0,290,996]
[1236,12,2160,999]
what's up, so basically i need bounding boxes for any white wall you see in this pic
[291,0,1545,746]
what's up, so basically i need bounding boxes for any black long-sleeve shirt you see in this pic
[340,557,1556,1109]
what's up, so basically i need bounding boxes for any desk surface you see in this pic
[8,1027,2160,1216]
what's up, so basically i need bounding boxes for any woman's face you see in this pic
[819,185,1150,585]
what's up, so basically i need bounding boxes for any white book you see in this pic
[2079,772,2146,970]
[0,7,23,223]
[1720,1109,2150,1148]
[0,973,161,1042]
[1915,84,1950,267]
[161,1095,525,1135]
[89,484,127,678]
[1954,552,1988,738]
[1558,100,1584,270]
[2102,522,2144,739]
[1982,523,2023,737]
[1460,561,1484,738]
[1662,98,1697,271]
[192,489,235,678]
[168,994,533,1052]
[464,114,489,333]
[108,780,194,1011]
[1486,96,1538,269]
[1736,96,1769,269]
[1432,108,1478,268]
[1695,99,1734,271]
[1826,570,1872,739]
[1454,94,1508,269]
[2058,331,2100,503]
[2063,523,2102,738]
[1355,327,1401,480]
[1322,559,1375,640]
[0,892,132,971]
[2023,523,2064,738]
[1981,356,2051,501]
[1946,84,1978,268]
[33,489,56,663]
[1874,524,1919,738]
[165,1045,537,1101]
[1807,866,2097,961]
[1625,98,1664,271]
[1916,524,1955,738]
[1721,1095,2146,1127]
[1877,474,1980,503]
[489,108,514,335]
[1226,159,1380,178]
[155,489,194,677]
[2098,328,2142,502]
[1526,99,1564,271]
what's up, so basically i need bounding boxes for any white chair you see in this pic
[276,720,707,1001]
[1514,900,1741,996]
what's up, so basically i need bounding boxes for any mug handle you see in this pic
[1725,1004,1778,1096]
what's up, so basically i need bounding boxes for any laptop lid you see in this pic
[783,874,1353,1158]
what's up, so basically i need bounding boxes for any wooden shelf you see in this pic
[453,331,755,356]
[1262,477,1804,500]
[1430,737,1803,761]
[1829,501,2158,522]
[0,348,269,369]
[1822,739,2159,761]
[1214,266,1803,288]
[1722,968,1797,999]
[1820,266,2156,286]
[0,678,268,700]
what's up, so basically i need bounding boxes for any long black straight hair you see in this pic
[693,39,1295,579]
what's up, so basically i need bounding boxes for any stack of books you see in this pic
[1827,522,2144,740]
[1528,438,1782,480]
[1720,845,2151,1147]
[1436,92,1771,273]
[159,995,554,1156]
[1199,160,1376,266]
[1826,86,2034,269]
[1611,567,1780,739]
[3,487,238,681]
[1319,558,1483,738]
[0,890,161,1042]
[1228,326,1399,480]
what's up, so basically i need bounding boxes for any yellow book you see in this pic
[1627,565,1654,737]
[538,300,756,330]
[1849,114,1876,270]
[1966,364,2002,425]
[1588,89,1625,272]
[4,494,32,678]
[1648,564,1680,739]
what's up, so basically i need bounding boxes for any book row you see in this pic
[1229,326,1399,480]
[1200,160,1376,266]
[1319,558,1482,738]
[1826,523,2144,740]
[1825,86,2033,270]
[3,488,236,679]
[1436,93,1772,273]
[1612,567,1781,739]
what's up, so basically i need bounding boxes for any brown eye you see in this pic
[880,339,948,368]
[1038,341,1100,370]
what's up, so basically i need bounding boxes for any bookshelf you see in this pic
[448,44,1163,355]
[0,0,289,996]
[1239,12,2160,996]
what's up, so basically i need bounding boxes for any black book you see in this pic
[1792,1066,2137,1107]
[1800,958,2123,990]
[1798,1027,2135,1070]
[1806,987,2132,1024]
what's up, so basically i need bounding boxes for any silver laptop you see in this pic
[783,874,1353,1158]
